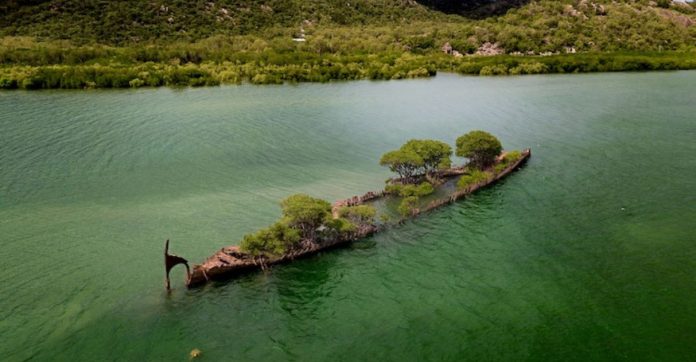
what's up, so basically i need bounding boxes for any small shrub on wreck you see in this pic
[494,150,523,173]
[239,221,301,256]
[324,217,357,237]
[338,205,377,225]
[379,213,392,223]
[385,182,434,197]
[503,150,522,164]
[494,162,507,174]
[457,169,492,190]
[398,196,420,218]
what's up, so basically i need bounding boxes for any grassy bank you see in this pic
[1,48,694,89]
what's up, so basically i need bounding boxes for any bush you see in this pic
[509,62,548,75]
[385,182,434,197]
[324,217,357,237]
[398,196,419,217]
[239,222,301,256]
[457,169,492,190]
[128,78,144,88]
[280,194,332,238]
[338,205,377,224]
[479,65,508,76]
[494,150,523,173]
[503,150,522,163]
[0,77,17,89]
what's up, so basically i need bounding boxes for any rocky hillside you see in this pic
[0,0,448,43]
[1,0,694,51]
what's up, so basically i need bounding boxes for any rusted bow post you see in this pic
[164,239,191,290]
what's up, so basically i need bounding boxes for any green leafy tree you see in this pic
[380,139,453,183]
[280,194,332,239]
[456,130,503,169]
[379,148,424,183]
[402,139,453,175]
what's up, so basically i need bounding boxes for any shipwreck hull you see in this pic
[187,225,378,287]
[184,148,531,288]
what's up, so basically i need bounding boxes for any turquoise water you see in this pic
[1,72,695,361]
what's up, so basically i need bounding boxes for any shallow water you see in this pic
[1,72,695,361]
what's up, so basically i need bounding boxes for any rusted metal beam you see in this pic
[164,239,190,290]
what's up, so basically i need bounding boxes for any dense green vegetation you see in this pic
[239,194,376,257]
[380,139,453,183]
[494,150,523,173]
[398,196,421,218]
[456,130,503,169]
[378,137,447,219]
[457,169,493,189]
[338,205,377,224]
[1,0,695,89]
[235,129,523,254]
[279,194,333,239]
[0,0,449,44]
[3,0,695,48]
[239,221,301,257]
[380,131,528,216]
[401,140,453,175]
[385,182,436,198]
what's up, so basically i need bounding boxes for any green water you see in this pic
[1,72,695,361]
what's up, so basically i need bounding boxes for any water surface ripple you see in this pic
[1,72,695,361]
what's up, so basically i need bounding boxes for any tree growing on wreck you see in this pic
[456,130,502,169]
[280,194,332,239]
[380,139,452,182]
[402,139,452,176]
[379,148,424,183]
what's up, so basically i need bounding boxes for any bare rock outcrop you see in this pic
[475,42,504,56]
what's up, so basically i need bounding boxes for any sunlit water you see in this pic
[1,72,695,361]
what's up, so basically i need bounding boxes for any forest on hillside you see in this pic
[1,0,694,89]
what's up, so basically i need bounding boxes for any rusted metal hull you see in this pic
[186,225,378,287]
[185,149,530,288]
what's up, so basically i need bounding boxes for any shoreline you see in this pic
[2,51,695,90]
